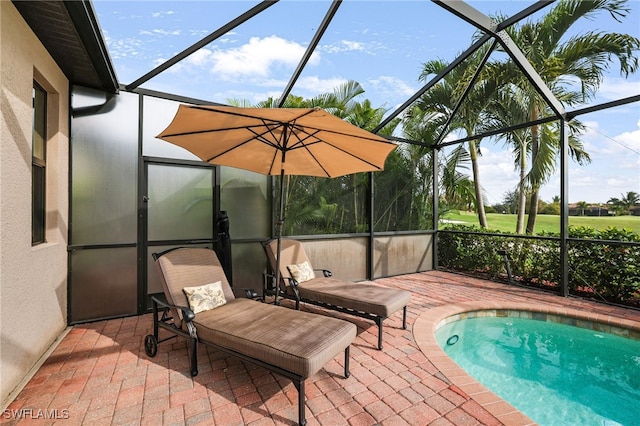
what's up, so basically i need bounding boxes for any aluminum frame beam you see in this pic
[278,1,342,107]
[434,0,565,118]
[125,1,278,91]
[373,34,491,133]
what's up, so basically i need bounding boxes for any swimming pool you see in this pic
[436,313,640,425]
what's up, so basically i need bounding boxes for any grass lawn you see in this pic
[440,211,640,234]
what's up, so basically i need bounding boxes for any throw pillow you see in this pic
[182,281,226,314]
[287,261,315,283]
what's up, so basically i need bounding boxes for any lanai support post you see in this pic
[560,119,570,297]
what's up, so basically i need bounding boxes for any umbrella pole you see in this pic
[274,167,286,306]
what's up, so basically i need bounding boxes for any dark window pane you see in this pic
[32,164,45,244]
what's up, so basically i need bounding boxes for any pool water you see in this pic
[436,316,640,426]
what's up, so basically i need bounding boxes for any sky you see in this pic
[92,0,640,205]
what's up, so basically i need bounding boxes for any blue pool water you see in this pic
[436,315,640,426]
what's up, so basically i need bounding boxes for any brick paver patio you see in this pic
[3,270,639,425]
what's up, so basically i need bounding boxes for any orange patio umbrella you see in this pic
[157,105,396,303]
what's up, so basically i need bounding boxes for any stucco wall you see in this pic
[1,1,69,406]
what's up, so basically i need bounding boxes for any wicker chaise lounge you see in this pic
[143,247,356,426]
[262,238,411,350]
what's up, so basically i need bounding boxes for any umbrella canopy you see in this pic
[157,104,396,303]
[156,105,396,177]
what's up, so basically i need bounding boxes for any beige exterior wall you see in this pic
[1,1,70,406]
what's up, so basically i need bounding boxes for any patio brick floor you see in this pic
[3,270,639,425]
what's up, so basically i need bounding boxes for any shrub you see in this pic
[540,203,560,215]
[438,224,640,307]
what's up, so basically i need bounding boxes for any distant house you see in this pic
[630,206,640,216]
[568,204,609,216]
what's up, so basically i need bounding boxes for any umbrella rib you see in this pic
[161,123,280,139]
[282,128,333,177]
[310,127,393,143]
[266,121,287,175]
[288,128,387,176]
[204,124,284,163]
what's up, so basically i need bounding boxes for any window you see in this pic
[32,82,47,245]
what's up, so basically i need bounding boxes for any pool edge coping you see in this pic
[413,301,640,426]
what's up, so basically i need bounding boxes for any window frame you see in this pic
[32,81,47,245]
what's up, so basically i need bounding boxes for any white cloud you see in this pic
[106,37,145,59]
[151,11,175,18]
[209,35,317,79]
[188,29,210,38]
[185,48,212,67]
[139,29,181,36]
[596,77,640,102]
[615,122,640,152]
[321,40,367,54]
[475,146,520,203]
[214,36,237,44]
[160,36,318,84]
[557,118,640,202]
[215,89,283,104]
[295,76,349,95]
[113,13,144,21]
[366,76,416,107]
[580,119,640,164]
[216,76,351,101]
[603,124,640,173]
[566,166,638,203]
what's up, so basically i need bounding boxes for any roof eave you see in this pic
[12,0,119,94]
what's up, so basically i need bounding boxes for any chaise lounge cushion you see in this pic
[288,277,411,318]
[156,247,236,324]
[194,298,356,378]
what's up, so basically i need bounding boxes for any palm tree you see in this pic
[391,106,477,226]
[621,191,640,207]
[608,191,640,215]
[345,99,400,231]
[482,82,591,233]
[576,201,589,216]
[284,81,374,234]
[416,49,497,228]
[485,0,639,234]
[481,85,532,233]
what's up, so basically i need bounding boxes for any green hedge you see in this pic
[438,225,640,307]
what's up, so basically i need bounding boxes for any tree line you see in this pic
[493,191,640,216]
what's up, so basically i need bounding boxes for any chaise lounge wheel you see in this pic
[144,334,158,357]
